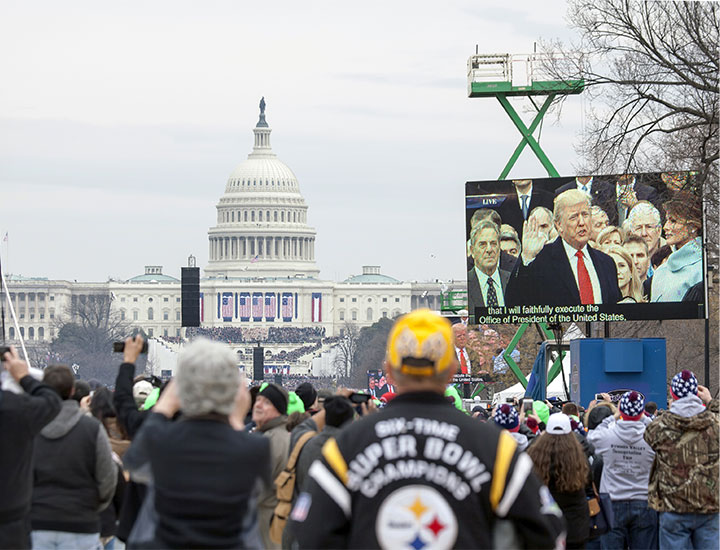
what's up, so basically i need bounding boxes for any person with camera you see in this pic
[289,309,566,549]
[123,338,270,549]
[113,336,152,439]
[0,347,62,549]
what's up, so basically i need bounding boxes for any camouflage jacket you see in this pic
[644,398,719,513]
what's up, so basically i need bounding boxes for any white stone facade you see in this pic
[3,103,466,359]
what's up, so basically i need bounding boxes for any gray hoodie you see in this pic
[669,394,706,418]
[587,415,654,501]
[38,400,116,512]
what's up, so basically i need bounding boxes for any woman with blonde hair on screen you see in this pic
[605,244,645,302]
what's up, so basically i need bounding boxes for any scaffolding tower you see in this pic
[464,50,585,397]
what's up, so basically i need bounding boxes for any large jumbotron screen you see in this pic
[465,171,706,324]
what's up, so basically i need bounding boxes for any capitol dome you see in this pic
[205,99,319,279]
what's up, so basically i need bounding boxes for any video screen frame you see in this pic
[465,171,706,324]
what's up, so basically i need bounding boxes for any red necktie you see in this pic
[460,350,468,374]
[575,250,595,304]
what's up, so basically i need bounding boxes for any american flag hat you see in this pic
[493,403,519,430]
[619,391,645,419]
[671,370,698,399]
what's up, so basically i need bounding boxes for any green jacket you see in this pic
[644,398,719,514]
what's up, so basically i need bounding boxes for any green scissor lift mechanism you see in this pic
[443,52,584,397]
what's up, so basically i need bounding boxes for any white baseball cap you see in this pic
[545,413,571,435]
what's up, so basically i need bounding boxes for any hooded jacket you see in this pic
[587,415,654,501]
[508,430,529,452]
[30,399,116,533]
[0,376,61,525]
[644,397,719,514]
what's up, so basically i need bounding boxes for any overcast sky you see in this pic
[0,0,586,284]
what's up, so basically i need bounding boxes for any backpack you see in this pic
[269,430,317,543]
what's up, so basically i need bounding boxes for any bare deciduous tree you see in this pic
[332,321,359,384]
[51,293,135,383]
[542,1,718,186]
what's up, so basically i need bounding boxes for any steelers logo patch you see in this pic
[375,485,458,550]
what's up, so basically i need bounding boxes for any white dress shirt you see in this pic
[474,266,505,306]
[576,178,593,195]
[516,184,533,214]
[561,239,602,303]
[455,346,470,372]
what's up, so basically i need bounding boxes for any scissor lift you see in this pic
[468,52,584,179]
[464,51,585,397]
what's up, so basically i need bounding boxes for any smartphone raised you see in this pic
[112,341,149,354]
[522,398,534,413]
[348,392,371,404]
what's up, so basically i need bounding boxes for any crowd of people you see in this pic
[1,309,717,549]
[186,326,326,345]
[467,173,704,310]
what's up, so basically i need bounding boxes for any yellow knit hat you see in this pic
[386,309,456,376]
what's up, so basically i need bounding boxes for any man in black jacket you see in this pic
[0,347,62,550]
[290,309,566,549]
[112,335,150,543]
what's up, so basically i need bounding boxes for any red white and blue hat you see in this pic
[671,370,698,399]
[493,403,519,431]
[619,391,645,420]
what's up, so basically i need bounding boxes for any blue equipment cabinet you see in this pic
[569,338,667,409]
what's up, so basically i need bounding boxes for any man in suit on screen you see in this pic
[505,189,621,307]
[496,179,554,241]
[467,220,511,312]
[555,175,614,209]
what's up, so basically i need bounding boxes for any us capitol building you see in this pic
[5,100,466,372]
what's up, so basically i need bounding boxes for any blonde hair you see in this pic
[553,189,591,224]
[597,225,623,247]
[605,244,645,302]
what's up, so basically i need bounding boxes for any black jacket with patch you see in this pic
[290,391,565,549]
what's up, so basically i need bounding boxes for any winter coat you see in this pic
[113,362,148,438]
[650,236,702,302]
[587,415,654,501]
[289,391,566,549]
[0,376,61,525]
[123,412,270,549]
[256,415,290,550]
[644,397,719,513]
[548,482,589,546]
[31,399,117,533]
